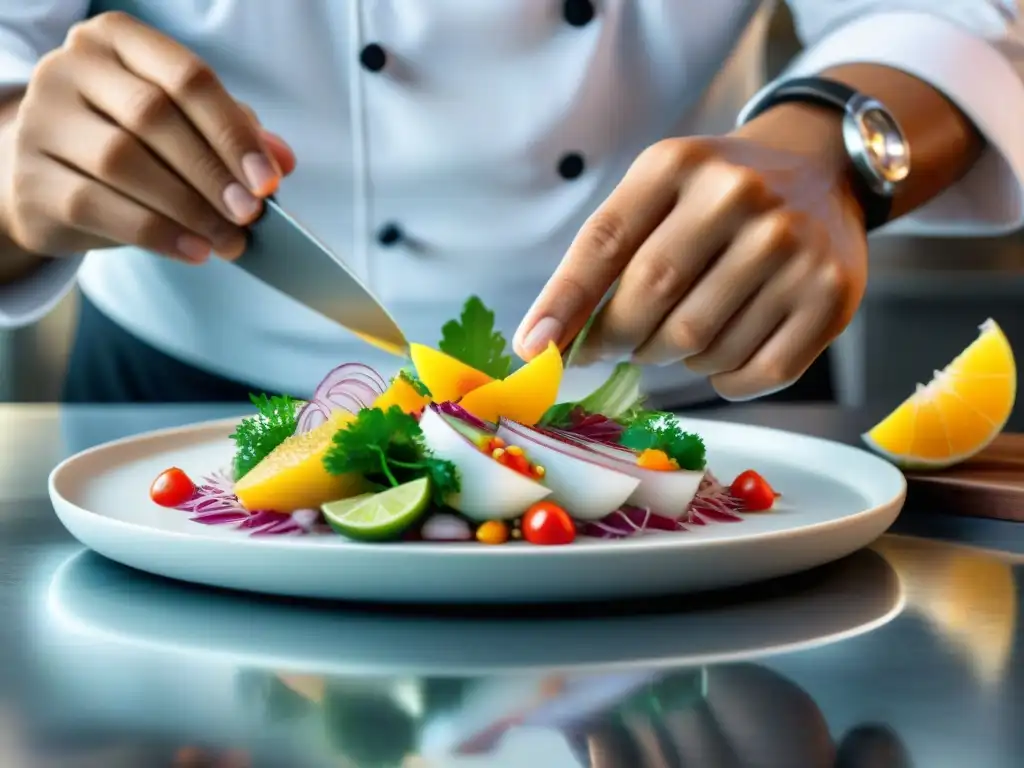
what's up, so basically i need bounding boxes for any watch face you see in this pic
[857,108,910,184]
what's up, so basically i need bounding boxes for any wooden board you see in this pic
[906,433,1024,522]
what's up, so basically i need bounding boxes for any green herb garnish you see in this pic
[398,368,431,397]
[323,405,459,506]
[230,394,299,479]
[438,296,512,379]
[540,362,645,427]
[620,412,706,471]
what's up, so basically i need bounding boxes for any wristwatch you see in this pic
[741,76,911,232]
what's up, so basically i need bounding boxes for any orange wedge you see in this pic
[863,319,1016,469]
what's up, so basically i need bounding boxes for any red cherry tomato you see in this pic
[729,470,776,512]
[150,467,196,508]
[522,501,576,546]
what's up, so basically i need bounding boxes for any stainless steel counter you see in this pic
[0,403,1022,767]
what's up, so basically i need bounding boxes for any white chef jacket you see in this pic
[1,0,1023,401]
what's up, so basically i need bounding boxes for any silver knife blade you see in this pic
[237,197,409,357]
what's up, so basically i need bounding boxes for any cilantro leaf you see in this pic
[422,457,460,501]
[230,393,299,479]
[438,296,512,379]
[323,406,460,506]
[619,412,706,471]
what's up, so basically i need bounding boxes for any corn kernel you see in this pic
[476,520,509,545]
[506,445,524,457]
[534,465,546,478]
[491,448,505,460]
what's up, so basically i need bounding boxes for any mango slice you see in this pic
[373,375,431,415]
[458,342,563,425]
[235,411,366,512]
[409,343,494,403]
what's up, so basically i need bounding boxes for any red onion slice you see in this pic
[174,471,325,537]
[432,401,495,433]
[295,363,388,433]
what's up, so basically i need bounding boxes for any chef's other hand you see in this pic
[514,105,868,401]
[0,11,296,264]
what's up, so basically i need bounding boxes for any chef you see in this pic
[0,1,1021,405]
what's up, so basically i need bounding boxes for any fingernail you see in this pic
[176,233,211,263]
[241,152,278,195]
[223,183,261,223]
[519,316,563,357]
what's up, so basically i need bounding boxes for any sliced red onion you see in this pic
[689,472,743,522]
[190,510,251,526]
[538,426,640,461]
[693,507,743,523]
[431,401,495,433]
[579,505,688,539]
[295,363,388,433]
[421,513,473,541]
[579,475,745,539]
[559,407,625,444]
[174,470,323,537]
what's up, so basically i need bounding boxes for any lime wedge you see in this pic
[321,478,431,541]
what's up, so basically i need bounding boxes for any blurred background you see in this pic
[2,4,1022,430]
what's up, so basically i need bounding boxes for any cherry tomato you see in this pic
[522,501,576,546]
[150,467,195,508]
[730,470,776,512]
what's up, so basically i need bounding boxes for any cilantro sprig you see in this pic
[323,406,459,506]
[438,296,512,379]
[619,413,706,471]
[230,394,299,479]
[398,368,431,397]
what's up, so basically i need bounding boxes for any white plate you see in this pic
[48,415,907,603]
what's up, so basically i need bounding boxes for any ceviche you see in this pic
[148,297,778,546]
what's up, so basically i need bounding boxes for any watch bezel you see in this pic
[841,94,911,198]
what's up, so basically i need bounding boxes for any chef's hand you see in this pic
[514,104,868,401]
[0,11,296,265]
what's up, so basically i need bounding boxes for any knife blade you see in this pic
[237,197,409,357]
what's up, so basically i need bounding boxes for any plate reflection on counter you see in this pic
[34,549,904,766]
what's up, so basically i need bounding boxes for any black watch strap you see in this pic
[744,76,893,232]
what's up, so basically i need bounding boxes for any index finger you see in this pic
[513,148,681,359]
[102,13,280,196]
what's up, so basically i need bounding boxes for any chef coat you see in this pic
[0,0,1023,401]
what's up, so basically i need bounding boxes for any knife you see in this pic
[236,196,409,357]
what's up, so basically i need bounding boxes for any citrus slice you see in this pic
[863,319,1016,469]
[322,478,430,541]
